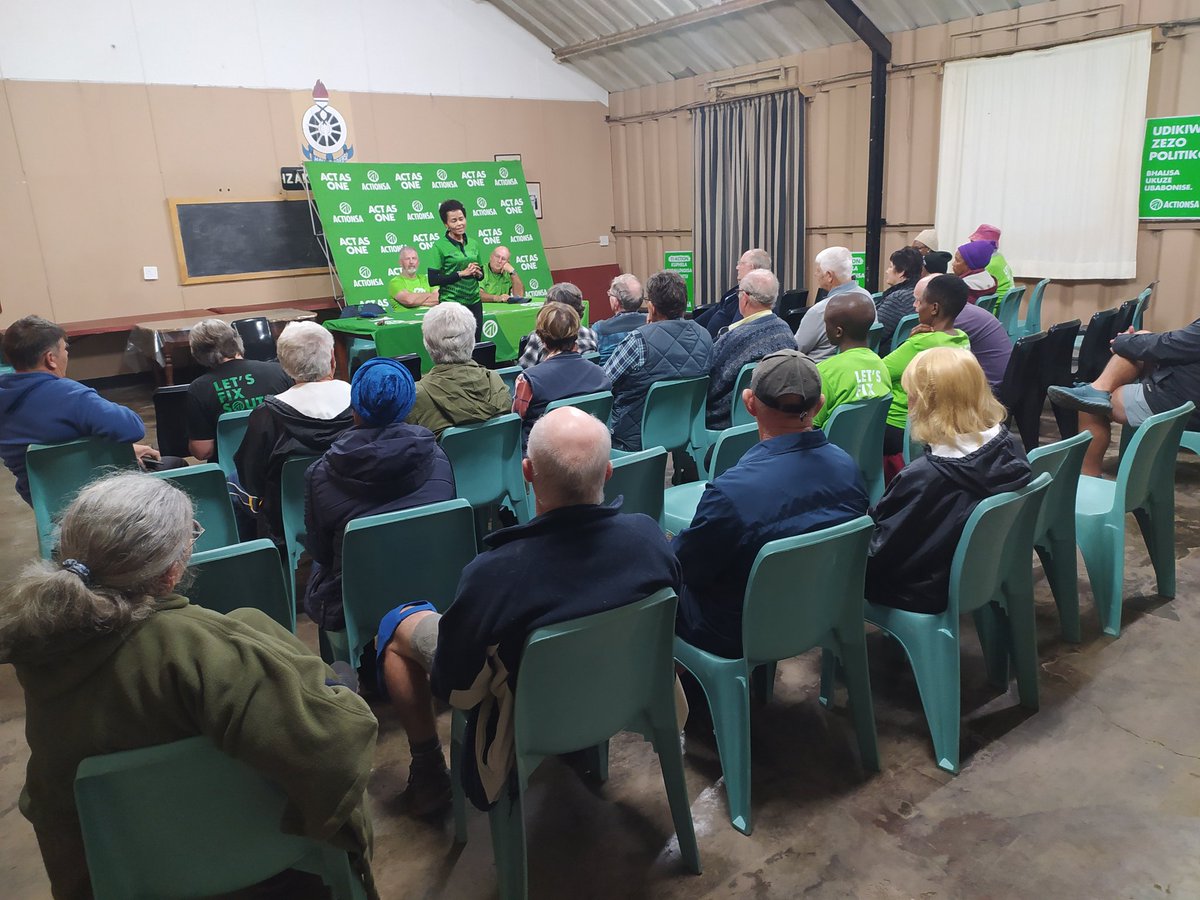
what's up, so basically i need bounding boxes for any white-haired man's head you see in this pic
[522,407,612,512]
[814,246,854,291]
[276,321,334,383]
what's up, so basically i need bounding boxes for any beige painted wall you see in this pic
[0,84,615,329]
[608,0,1200,332]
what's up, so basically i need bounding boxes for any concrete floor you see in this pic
[1,386,1199,898]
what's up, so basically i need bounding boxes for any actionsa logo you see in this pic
[358,266,371,279]
[339,202,352,214]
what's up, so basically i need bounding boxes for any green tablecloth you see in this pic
[325,301,589,372]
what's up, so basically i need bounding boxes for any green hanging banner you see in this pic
[1139,115,1200,220]
[304,160,555,305]
[663,250,695,311]
[850,252,868,289]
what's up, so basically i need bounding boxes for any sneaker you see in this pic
[1048,383,1113,414]
[399,762,451,818]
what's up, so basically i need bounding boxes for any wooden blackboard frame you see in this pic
[168,197,329,285]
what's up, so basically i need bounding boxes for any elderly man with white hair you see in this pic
[376,407,681,815]
[405,302,510,437]
[235,321,353,542]
[695,247,773,339]
[794,246,874,362]
[592,272,645,363]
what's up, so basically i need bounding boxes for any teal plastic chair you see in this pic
[1132,283,1154,330]
[188,538,294,631]
[440,413,529,528]
[996,286,1026,340]
[481,589,701,898]
[347,337,376,374]
[545,390,614,422]
[604,446,667,525]
[1019,278,1049,338]
[0,364,13,375]
[1027,432,1092,643]
[976,293,999,316]
[1075,402,1193,637]
[341,499,477,669]
[729,363,758,428]
[902,417,923,465]
[150,464,238,554]
[1181,430,1200,457]
[280,454,321,603]
[861,473,1050,772]
[891,313,919,348]
[663,424,759,536]
[496,365,522,396]
[675,517,879,834]
[689,368,755,464]
[75,737,368,900]
[824,395,892,504]
[215,410,253,482]
[634,375,707,459]
[581,350,601,364]
[26,438,138,559]
[866,322,886,354]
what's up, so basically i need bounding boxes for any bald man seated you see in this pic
[377,407,682,816]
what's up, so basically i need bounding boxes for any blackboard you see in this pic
[169,198,328,284]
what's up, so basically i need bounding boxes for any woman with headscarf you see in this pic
[969,223,1014,301]
[302,357,456,646]
[952,240,999,305]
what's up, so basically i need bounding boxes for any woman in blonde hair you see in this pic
[865,346,1031,613]
[0,472,379,899]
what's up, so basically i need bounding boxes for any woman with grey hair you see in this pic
[406,303,510,437]
[185,319,291,462]
[235,321,353,542]
[0,472,379,899]
[516,281,600,368]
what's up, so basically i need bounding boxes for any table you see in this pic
[325,301,588,375]
[126,308,317,384]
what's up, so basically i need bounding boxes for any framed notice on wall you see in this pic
[1140,115,1200,220]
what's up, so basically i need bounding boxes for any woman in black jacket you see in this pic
[866,346,1031,613]
[303,358,456,636]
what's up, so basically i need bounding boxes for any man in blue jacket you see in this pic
[0,316,157,504]
[673,350,868,658]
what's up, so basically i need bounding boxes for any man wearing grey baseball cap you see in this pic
[673,350,869,658]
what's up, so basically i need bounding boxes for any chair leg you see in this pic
[904,630,962,773]
[651,725,702,875]
[1078,520,1126,637]
[835,634,880,772]
[705,670,754,834]
[1134,500,1176,599]
[1005,591,1040,711]
[750,662,777,704]
[488,777,528,900]
[818,647,837,708]
[1036,539,1081,643]
[450,711,468,844]
[972,604,1011,690]
[582,740,609,784]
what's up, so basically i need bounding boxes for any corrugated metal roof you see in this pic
[484,0,1038,92]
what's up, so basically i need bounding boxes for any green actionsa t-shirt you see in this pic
[480,267,514,299]
[987,251,1014,306]
[882,329,970,429]
[813,346,893,430]
[386,273,434,311]
[427,232,486,307]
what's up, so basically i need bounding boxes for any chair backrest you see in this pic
[1023,278,1049,336]
[1040,319,1081,390]
[545,390,614,422]
[75,736,361,900]
[948,473,1051,618]
[215,410,254,481]
[391,353,423,382]
[641,376,709,453]
[342,499,477,669]
[1116,402,1195,514]
[514,588,677,760]
[27,438,138,558]
[439,414,524,511]
[495,365,522,396]
[824,395,892,504]
[604,446,667,523]
[152,385,192,458]
[997,286,1026,339]
[1133,282,1154,330]
[280,454,321,562]
[1116,299,1137,335]
[708,423,760,480]
[998,331,1047,411]
[976,293,999,316]
[231,317,276,362]
[1027,431,1092,545]
[472,341,497,368]
[782,308,806,333]
[188,538,294,631]
[902,416,923,465]
[347,343,377,377]
[581,350,601,364]
[741,516,875,663]
[730,362,757,427]
[866,321,886,354]
[1075,308,1124,383]
[149,464,239,553]
[779,290,808,316]
[892,313,919,348]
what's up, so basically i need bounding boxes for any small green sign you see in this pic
[850,252,868,289]
[664,250,695,311]
[1140,115,1200,220]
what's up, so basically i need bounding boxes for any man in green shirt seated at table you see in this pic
[881,274,970,479]
[387,246,439,312]
[480,245,525,303]
[813,291,891,430]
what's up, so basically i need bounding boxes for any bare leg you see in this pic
[1079,411,1111,478]
[1091,354,1144,393]
[382,610,439,744]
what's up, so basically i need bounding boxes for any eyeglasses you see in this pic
[191,520,205,545]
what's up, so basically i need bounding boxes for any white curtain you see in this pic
[935,31,1151,280]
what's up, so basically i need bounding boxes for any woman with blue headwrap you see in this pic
[302,357,455,646]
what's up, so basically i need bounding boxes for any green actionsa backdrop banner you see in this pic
[851,252,868,289]
[304,161,555,306]
[1139,115,1200,220]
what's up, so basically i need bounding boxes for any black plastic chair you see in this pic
[1074,308,1124,384]
[517,334,530,359]
[152,385,191,458]
[778,289,808,317]
[998,332,1047,451]
[1040,319,1082,440]
[782,309,806,333]
[231,318,276,362]
[1116,299,1137,335]
[393,353,422,382]
[472,341,497,368]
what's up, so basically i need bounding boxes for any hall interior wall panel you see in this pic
[0,82,53,323]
